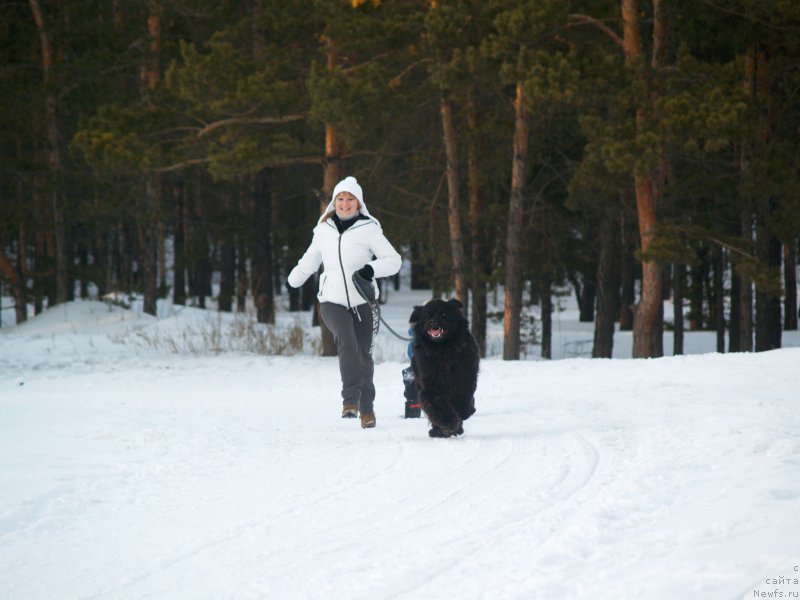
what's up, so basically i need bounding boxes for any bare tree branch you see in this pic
[389,57,435,88]
[155,158,211,173]
[707,236,753,260]
[568,14,624,50]
[342,52,390,75]
[196,113,306,138]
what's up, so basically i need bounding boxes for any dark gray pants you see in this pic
[320,302,377,414]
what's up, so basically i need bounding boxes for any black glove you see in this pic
[352,267,376,302]
[357,265,374,281]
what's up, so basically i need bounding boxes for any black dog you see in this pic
[410,299,479,438]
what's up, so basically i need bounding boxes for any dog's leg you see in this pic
[421,394,463,437]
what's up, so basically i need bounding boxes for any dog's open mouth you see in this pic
[427,327,446,339]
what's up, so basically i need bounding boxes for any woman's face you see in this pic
[334,192,359,219]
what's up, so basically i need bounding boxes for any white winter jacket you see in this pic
[288,200,401,308]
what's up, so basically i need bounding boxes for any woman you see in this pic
[287,176,401,428]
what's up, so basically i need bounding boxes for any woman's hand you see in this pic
[356,265,374,281]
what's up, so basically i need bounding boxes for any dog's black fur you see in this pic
[410,299,479,438]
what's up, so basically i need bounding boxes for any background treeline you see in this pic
[1,0,799,359]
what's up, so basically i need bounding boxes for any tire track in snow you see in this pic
[374,430,602,600]
[271,428,602,599]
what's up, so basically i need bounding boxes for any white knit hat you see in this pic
[331,176,363,204]
[318,176,373,224]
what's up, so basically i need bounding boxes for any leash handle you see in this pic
[351,271,412,342]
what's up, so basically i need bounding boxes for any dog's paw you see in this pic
[428,426,450,438]
[428,424,464,438]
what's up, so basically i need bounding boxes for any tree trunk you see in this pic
[577,275,596,322]
[673,262,685,354]
[466,96,488,357]
[236,232,247,313]
[623,0,664,358]
[217,190,235,314]
[503,81,528,361]
[713,246,725,352]
[218,234,235,313]
[14,200,29,323]
[318,118,340,354]
[246,11,276,322]
[136,179,159,317]
[77,237,89,299]
[619,209,636,331]
[158,222,166,293]
[0,247,26,324]
[541,279,552,360]
[33,224,45,313]
[654,289,664,358]
[593,214,619,358]
[95,229,108,299]
[736,45,757,351]
[173,182,186,305]
[138,222,158,316]
[140,175,159,316]
[253,169,275,324]
[116,223,130,293]
[192,193,211,309]
[287,285,301,312]
[440,96,468,309]
[688,247,706,330]
[755,197,782,351]
[29,0,67,305]
[729,262,740,352]
[739,209,754,351]
[631,173,662,358]
[316,38,344,357]
[784,240,798,330]
[134,1,163,317]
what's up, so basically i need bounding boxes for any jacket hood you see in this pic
[318,176,373,224]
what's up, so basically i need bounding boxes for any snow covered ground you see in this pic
[1,289,799,599]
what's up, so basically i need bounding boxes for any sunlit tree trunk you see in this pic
[440,96,468,310]
[503,82,528,360]
[318,37,343,356]
[623,0,664,358]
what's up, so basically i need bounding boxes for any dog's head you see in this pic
[409,298,466,343]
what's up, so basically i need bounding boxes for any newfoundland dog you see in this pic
[410,298,479,438]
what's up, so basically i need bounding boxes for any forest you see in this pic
[1,0,799,359]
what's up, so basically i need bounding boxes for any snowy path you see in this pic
[2,345,799,599]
